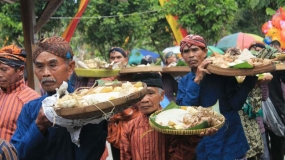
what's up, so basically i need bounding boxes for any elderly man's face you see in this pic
[109,51,128,65]
[138,86,164,115]
[0,63,24,88]
[34,51,75,92]
[181,45,207,69]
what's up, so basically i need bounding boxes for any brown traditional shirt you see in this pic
[120,111,201,160]
[0,79,40,141]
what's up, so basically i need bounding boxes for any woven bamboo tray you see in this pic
[206,63,276,76]
[275,63,285,70]
[162,66,190,76]
[149,109,225,135]
[120,66,162,74]
[55,82,147,119]
[74,68,120,77]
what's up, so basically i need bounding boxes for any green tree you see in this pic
[231,0,277,36]
[0,1,78,47]
[163,0,238,44]
[76,0,173,59]
[0,3,22,46]
[231,0,285,36]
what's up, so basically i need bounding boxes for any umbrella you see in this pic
[128,49,159,65]
[216,32,264,51]
[207,46,224,56]
[162,46,180,54]
[138,49,160,59]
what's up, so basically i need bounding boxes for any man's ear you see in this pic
[18,65,25,76]
[204,48,208,54]
[160,90,165,102]
[203,48,208,58]
[67,60,76,77]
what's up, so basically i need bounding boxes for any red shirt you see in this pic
[0,79,40,141]
[120,111,201,160]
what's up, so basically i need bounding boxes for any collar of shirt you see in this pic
[189,71,196,80]
[143,105,163,118]
[0,79,25,94]
[46,80,74,96]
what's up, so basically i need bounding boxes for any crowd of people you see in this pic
[0,34,284,160]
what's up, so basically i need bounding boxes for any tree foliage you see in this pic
[2,0,285,54]
[163,0,238,44]
[0,1,77,47]
[231,0,284,36]
[76,0,173,59]
[0,3,23,46]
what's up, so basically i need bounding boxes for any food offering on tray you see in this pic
[76,57,125,69]
[149,102,225,135]
[252,46,285,61]
[158,59,190,75]
[74,57,124,77]
[162,59,188,67]
[120,63,163,74]
[55,81,144,109]
[208,48,273,69]
[155,106,223,129]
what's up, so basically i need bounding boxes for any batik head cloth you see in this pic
[133,72,163,89]
[180,34,207,53]
[33,36,73,62]
[109,47,127,58]
[0,45,26,67]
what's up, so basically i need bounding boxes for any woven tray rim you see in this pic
[74,68,120,77]
[162,66,190,73]
[207,63,276,76]
[55,82,147,119]
[120,66,162,74]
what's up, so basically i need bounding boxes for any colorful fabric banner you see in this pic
[159,0,188,45]
[62,0,89,42]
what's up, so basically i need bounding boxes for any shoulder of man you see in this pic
[21,95,47,112]
[17,87,40,104]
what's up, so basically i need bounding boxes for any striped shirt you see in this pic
[0,79,40,141]
[0,138,17,160]
[120,112,201,160]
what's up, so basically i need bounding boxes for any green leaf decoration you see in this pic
[155,59,162,66]
[229,61,254,69]
[163,101,180,111]
[211,100,220,114]
[176,59,188,66]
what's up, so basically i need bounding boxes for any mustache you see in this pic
[41,78,56,84]
[188,59,195,63]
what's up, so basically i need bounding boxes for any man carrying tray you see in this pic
[120,72,217,160]
[176,34,258,160]
[70,46,131,88]
[11,36,106,160]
